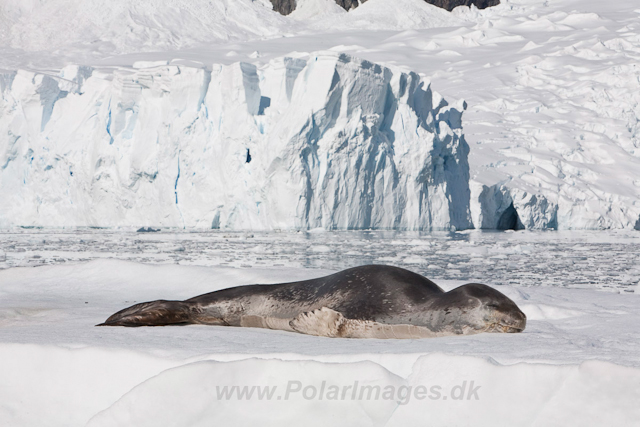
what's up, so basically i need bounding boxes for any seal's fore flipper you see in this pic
[289,307,345,337]
[96,300,193,327]
[240,315,296,332]
[290,307,448,339]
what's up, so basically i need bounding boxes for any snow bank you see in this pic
[85,355,640,427]
[1,344,637,427]
[0,344,180,427]
[0,0,463,59]
[292,0,463,31]
[391,354,640,426]
[87,358,403,427]
[0,52,472,230]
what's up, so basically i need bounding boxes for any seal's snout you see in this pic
[504,308,526,332]
[479,297,526,334]
[493,306,526,333]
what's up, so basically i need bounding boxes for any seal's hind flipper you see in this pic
[97,300,193,327]
[290,307,445,339]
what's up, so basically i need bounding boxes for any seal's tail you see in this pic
[97,300,193,327]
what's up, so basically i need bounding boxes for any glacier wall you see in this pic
[0,52,472,230]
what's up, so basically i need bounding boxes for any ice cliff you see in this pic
[0,52,472,230]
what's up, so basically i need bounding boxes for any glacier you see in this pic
[2,0,640,231]
[0,52,472,230]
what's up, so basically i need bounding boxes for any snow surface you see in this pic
[0,0,288,55]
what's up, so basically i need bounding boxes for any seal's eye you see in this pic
[485,304,499,310]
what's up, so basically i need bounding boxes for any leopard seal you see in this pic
[97,265,526,339]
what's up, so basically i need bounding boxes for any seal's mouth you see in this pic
[500,323,524,333]
[485,322,524,333]
[485,306,527,333]
[485,310,527,333]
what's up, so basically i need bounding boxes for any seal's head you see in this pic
[463,283,526,333]
[436,283,527,334]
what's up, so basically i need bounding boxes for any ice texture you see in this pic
[0,52,472,231]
